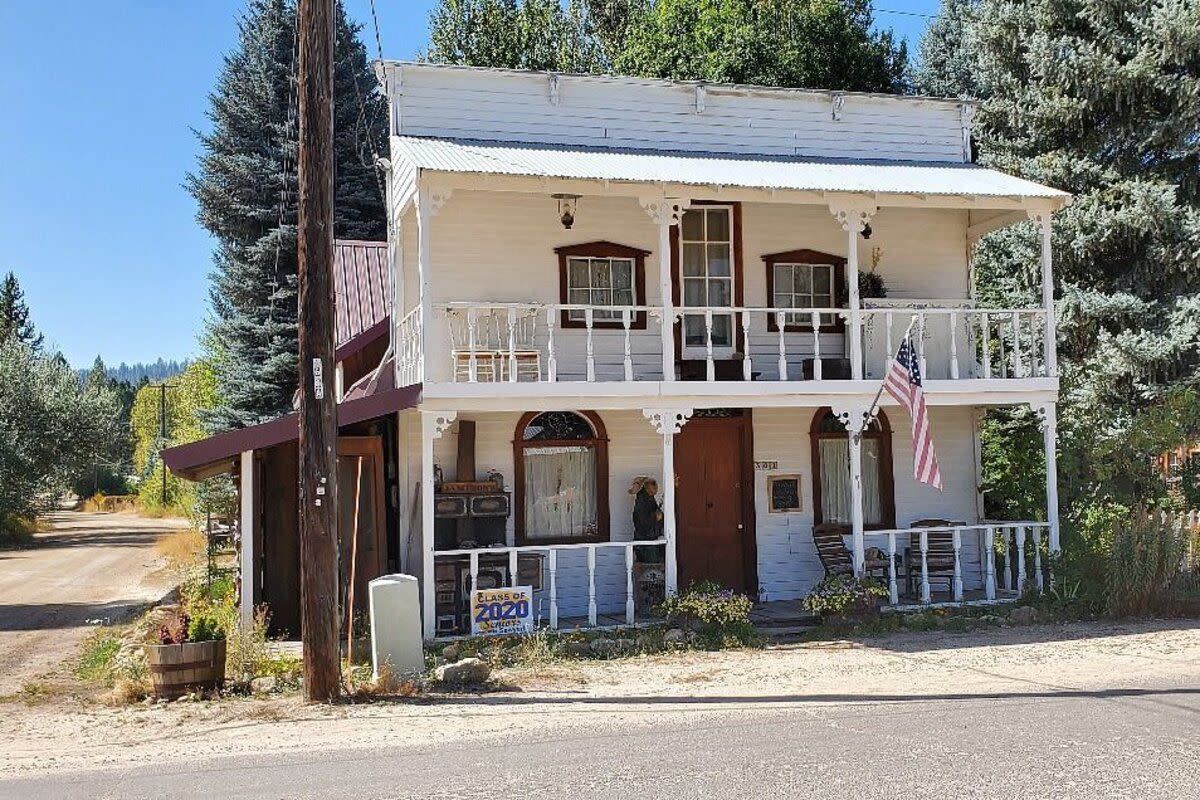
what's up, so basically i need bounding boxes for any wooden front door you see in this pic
[674,412,756,593]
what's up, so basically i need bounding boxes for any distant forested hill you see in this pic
[77,358,189,385]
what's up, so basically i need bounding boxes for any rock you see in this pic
[588,637,616,658]
[434,657,491,686]
[441,643,461,662]
[250,676,278,694]
[664,628,688,646]
[1009,605,1038,625]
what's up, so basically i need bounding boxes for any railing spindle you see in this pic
[952,527,963,602]
[548,549,558,630]
[1016,525,1028,594]
[509,548,518,588]
[981,312,992,379]
[585,307,595,382]
[811,311,823,380]
[1011,311,1023,378]
[741,312,752,381]
[546,307,557,382]
[776,311,788,380]
[469,551,479,598]
[917,313,928,378]
[467,307,479,382]
[984,526,997,600]
[507,307,518,383]
[920,530,931,604]
[1001,527,1013,592]
[887,530,898,605]
[625,544,635,624]
[1033,525,1044,593]
[587,546,598,626]
[704,309,715,382]
[622,308,633,381]
[885,311,895,372]
[949,311,959,380]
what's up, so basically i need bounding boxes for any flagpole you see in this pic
[864,316,919,421]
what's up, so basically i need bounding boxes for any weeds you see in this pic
[75,631,122,683]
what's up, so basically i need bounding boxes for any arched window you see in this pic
[810,408,895,529]
[514,411,609,545]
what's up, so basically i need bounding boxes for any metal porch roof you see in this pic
[393,136,1068,204]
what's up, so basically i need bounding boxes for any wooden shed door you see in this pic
[674,413,755,593]
[337,436,388,633]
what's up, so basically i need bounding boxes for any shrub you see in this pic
[1106,509,1188,617]
[187,607,227,642]
[802,574,888,618]
[657,581,756,648]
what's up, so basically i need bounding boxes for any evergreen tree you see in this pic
[425,0,605,72]
[920,0,1200,509]
[188,0,386,430]
[0,272,43,349]
[914,0,981,97]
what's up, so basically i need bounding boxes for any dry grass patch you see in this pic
[156,528,206,572]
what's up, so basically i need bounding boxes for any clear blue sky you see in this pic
[0,0,937,368]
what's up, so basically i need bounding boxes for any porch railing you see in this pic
[433,538,667,636]
[863,522,1052,606]
[396,306,423,386]
[861,306,1050,381]
[407,301,1054,385]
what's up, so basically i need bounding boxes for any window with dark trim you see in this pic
[810,408,895,530]
[762,249,846,332]
[554,242,649,329]
[514,411,610,545]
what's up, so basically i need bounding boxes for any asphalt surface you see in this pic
[4,678,1197,799]
[0,510,182,695]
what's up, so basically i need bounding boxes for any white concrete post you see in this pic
[238,450,255,630]
[1030,209,1057,376]
[644,408,692,596]
[830,202,876,381]
[1036,402,1061,553]
[420,411,455,640]
[641,197,687,381]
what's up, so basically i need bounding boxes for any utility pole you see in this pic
[151,383,177,506]
[296,0,340,702]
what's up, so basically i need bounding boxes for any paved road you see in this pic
[4,678,1197,799]
[0,510,184,695]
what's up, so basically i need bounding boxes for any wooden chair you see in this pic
[813,525,854,575]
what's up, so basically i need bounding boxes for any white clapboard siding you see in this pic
[392,64,968,163]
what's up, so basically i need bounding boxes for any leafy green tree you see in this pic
[71,356,136,497]
[0,272,43,349]
[425,0,605,71]
[615,0,908,91]
[920,0,1200,515]
[189,0,386,430]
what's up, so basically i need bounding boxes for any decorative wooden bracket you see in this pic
[643,408,693,436]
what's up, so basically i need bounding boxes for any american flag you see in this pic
[883,332,943,490]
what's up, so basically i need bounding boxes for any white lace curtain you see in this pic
[523,445,597,540]
[819,439,883,525]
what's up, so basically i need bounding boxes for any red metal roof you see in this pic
[334,240,390,348]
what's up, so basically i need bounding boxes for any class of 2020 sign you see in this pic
[470,585,535,636]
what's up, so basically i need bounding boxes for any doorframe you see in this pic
[675,409,759,595]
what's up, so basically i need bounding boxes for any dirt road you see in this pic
[0,510,185,695]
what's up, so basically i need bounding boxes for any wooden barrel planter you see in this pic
[147,639,227,700]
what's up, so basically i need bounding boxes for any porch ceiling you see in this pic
[392,136,1069,209]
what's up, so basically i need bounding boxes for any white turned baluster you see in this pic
[1016,525,1028,594]
[1001,527,1013,591]
[469,551,479,596]
[885,311,895,361]
[508,548,518,587]
[507,307,518,383]
[776,311,788,380]
[949,311,960,380]
[1011,311,1023,377]
[981,312,992,379]
[622,309,633,381]
[741,313,752,381]
[1033,526,1045,593]
[984,526,997,600]
[467,307,479,382]
[917,313,928,378]
[546,307,557,382]
[811,311,823,380]
[548,549,558,630]
[704,309,715,382]
[625,545,635,624]
[887,531,899,605]
[920,530,931,604]
[585,308,596,382]
[996,320,1007,379]
[952,528,963,602]
[587,546,597,626]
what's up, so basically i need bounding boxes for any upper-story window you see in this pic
[762,249,846,331]
[680,206,735,351]
[555,241,649,329]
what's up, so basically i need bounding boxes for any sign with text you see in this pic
[470,585,534,637]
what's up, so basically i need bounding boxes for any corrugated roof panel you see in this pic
[333,239,390,347]
[393,136,1068,202]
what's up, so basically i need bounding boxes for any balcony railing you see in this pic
[401,301,1054,385]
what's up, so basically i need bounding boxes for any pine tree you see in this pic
[920,0,1200,506]
[0,272,43,349]
[188,0,386,430]
[914,0,981,97]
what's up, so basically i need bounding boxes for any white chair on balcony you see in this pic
[449,308,541,382]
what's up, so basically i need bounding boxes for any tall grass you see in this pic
[1105,510,1189,617]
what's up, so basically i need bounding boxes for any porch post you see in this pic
[1029,209,1057,376]
[1035,402,1061,553]
[420,410,456,640]
[832,402,870,576]
[644,408,693,596]
[829,201,876,381]
[416,184,451,383]
[640,197,688,381]
[238,449,255,630]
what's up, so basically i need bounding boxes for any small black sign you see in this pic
[768,475,802,513]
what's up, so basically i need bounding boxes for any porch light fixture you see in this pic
[861,222,873,240]
[552,193,581,229]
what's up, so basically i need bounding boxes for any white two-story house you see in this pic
[167,63,1069,642]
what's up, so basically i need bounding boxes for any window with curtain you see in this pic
[811,409,894,528]
[515,411,610,544]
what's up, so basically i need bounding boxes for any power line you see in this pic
[875,7,939,21]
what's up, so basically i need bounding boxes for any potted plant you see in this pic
[146,607,227,700]
[802,574,888,626]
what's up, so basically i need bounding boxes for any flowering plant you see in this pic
[802,574,888,617]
